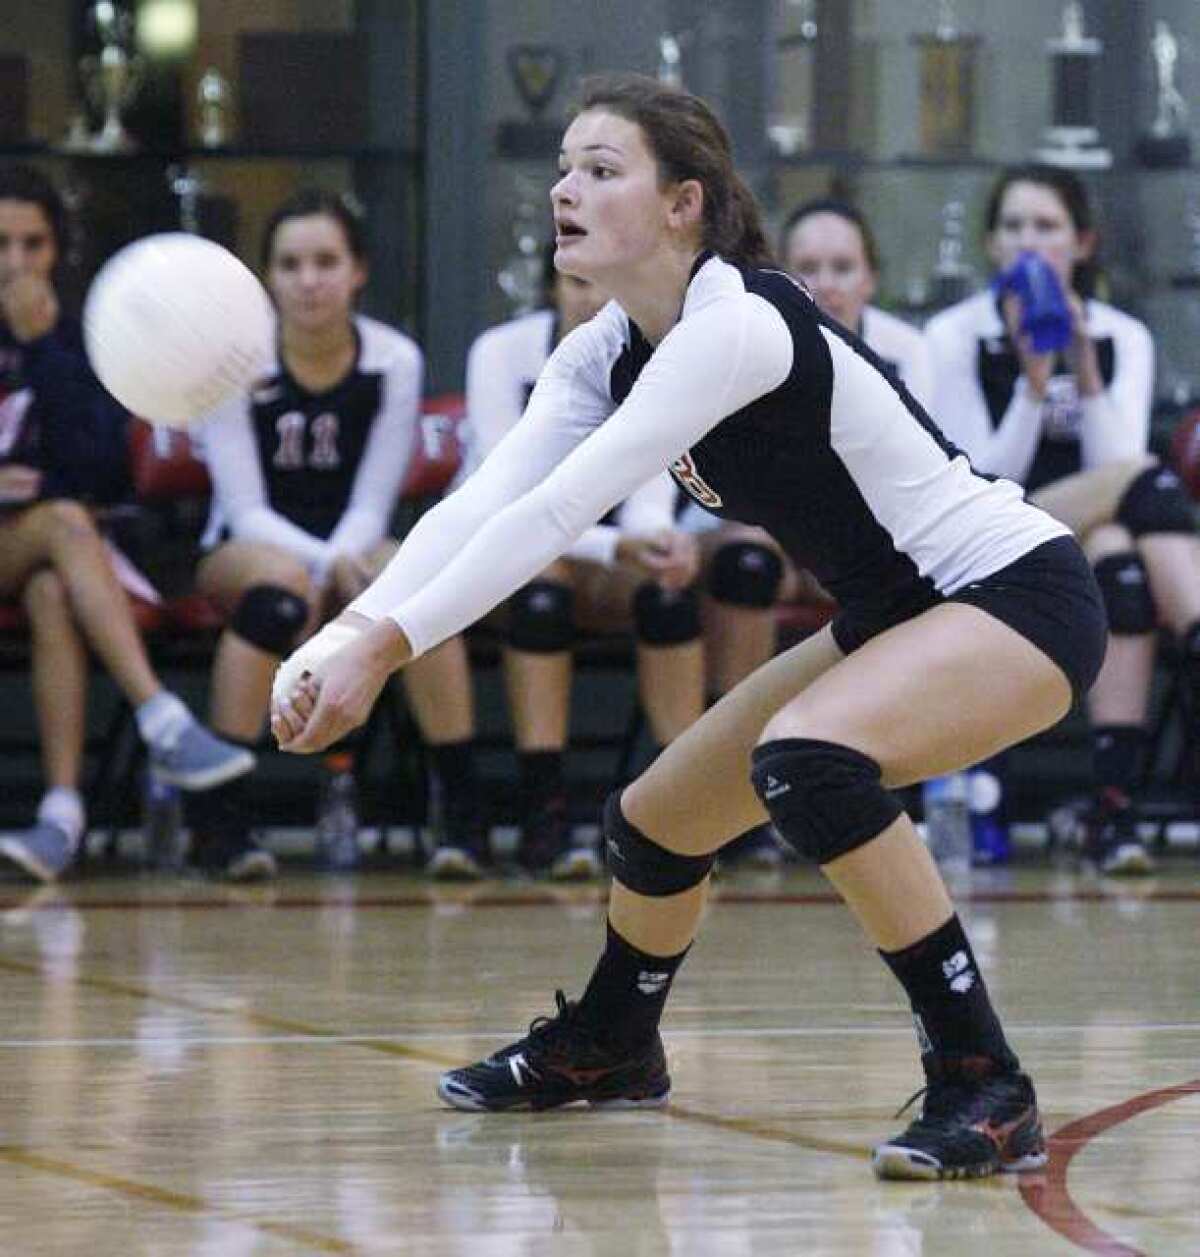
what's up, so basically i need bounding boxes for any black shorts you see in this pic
[831,536,1107,704]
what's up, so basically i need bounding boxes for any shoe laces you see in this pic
[892,1060,1012,1124]
[524,990,593,1055]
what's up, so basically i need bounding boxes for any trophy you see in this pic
[657,34,683,89]
[1035,3,1111,170]
[497,179,546,316]
[81,1,143,153]
[497,44,565,159]
[1136,21,1190,168]
[911,1,979,158]
[768,0,818,156]
[196,67,232,149]
[929,198,976,310]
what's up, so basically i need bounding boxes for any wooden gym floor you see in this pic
[0,860,1197,1255]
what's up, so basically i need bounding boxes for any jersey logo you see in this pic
[272,410,342,470]
[669,450,723,508]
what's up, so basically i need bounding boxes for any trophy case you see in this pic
[0,0,424,336]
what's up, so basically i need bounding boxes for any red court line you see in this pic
[1019,1077,1200,1256]
[2,888,1199,912]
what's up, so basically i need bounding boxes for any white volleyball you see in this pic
[83,233,274,428]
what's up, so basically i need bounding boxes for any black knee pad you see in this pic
[632,583,701,646]
[508,580,574,652]
[707,541,784,608]
[750,737,903,865]
[230,584,308,655]
[602,791,715,895]
[1116,463,1197,537]
[1093,552,1156,635]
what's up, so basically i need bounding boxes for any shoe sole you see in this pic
[226,851,277,882]
[156,748,256,791]
[0,838,57,884]
[429,850,485,882]
[549,852,603,882]
[436,1076,670,1113]
[871,1143,1048,1181]
[1101,845,1156,876]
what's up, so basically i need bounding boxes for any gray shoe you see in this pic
[0,821,77,883]
[150,723,255,791]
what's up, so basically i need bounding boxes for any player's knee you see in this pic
[707,540,784,609]
[602,791,715,895]
[507,579,574,653]
[20,567,68,616]
[750,737,902,865]
[229,583,309,655]
[633,583,700,646]
[1116,463,1197,537]
[1093,552,1157,635]
[41,498,96,540]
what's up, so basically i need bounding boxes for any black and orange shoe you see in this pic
[437,990,670,1112]
[872,1056,1047,1181]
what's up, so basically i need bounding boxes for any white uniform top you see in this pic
[352,254,1066,658]
[860,305,933,408]
[924,290,1154,489]
[200,315,422,579]
[462,307,677,566]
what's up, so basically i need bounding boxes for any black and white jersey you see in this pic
[201,315,422,576]
[462,307,677,564]
[925,290,1154,492]
[352,254,1065,657]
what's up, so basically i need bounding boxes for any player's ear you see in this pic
[668,179,704,233]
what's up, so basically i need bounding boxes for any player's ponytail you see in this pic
[578,74,775,270]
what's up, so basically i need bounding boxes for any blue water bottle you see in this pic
[992,250,1072,353]
[968,765,1010,866]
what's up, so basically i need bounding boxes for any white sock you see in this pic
[135,690,194,750]
[38,787,85,846]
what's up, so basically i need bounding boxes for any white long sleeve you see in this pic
[326,340,423,556]
[350,291,794,654]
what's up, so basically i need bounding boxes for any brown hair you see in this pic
[576,74,774,269]
[780,198,881,274]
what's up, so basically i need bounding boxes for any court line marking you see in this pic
[0,1145,359,1254]
[0,1022,1196,1049]
[1019,1077,1200,1257]
[4,886,1200,912]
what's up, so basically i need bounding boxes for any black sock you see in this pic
[1092,724,1145,801]
[184,742,254,842]
[880,915,1019,1074]
[429,739,478,800]
[576,921,689,1049]
[519,750,565,815]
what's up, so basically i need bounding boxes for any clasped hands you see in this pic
[270,611,411,753]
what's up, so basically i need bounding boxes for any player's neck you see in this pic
[605,246,700,346]
[281,319,356,393]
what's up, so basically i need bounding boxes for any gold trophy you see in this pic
[81,1,143,153]
[912,1,979,158]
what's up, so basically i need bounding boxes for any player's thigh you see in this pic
[195,541,309,615]
[763,602,1072,789]
[1029,458,1151,538]
[621,625,844,849]
[0,501,96,596]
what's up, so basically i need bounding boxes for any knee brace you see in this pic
[230,584,308,655]
[750,738,903,865]
[633,583,701,646]
[602,791,715,895]
[507,580,574,652]
[707,540,784,608]
[1093,552,1156,635]
[1116,463,1197,537]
